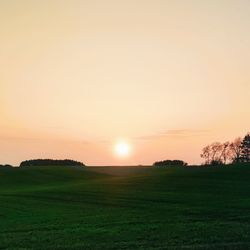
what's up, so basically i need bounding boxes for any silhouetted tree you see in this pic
[210,142,223,162]
[201,141,231,165]
[210,159,223,166]
[0,164,13,168]
[240,133,250,162]
[200,134,250,165]
[153,160,188,167]
[220,141,230,164]
[229,137,242,163]
[200,145,211,165]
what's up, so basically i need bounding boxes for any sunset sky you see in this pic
[1,0,250,166]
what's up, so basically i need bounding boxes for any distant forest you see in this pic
[20,159,85,167]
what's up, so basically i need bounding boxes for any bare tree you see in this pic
[200,145,211,165]
[219,141,230,164]
[210,142,223,164]
[200,136,248,165]
[201,142,228,165]
[229,137,242,163]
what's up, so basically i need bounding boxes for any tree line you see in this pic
[201,132,250,165]
[20,159,85,167]
[0,164,13,168]
[153,160,188,167]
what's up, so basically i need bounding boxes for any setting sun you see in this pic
[114,142,131,157]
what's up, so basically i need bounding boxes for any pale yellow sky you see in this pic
[0,0,250,165]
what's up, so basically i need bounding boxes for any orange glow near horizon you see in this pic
[0,1,250,166]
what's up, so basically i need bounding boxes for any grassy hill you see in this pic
[1,164,250,249]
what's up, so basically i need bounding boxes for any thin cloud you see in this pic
[0,134,89,145]
[136,129,211,141]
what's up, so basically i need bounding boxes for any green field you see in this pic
[1,165,250,249]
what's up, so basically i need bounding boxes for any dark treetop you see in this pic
[153,159,188,167]
[20,159,85,168]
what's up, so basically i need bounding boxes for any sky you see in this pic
[0,0,250,166]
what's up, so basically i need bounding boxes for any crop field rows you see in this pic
[0,165,250,249]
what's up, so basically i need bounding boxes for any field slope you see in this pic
[1,165,250,249]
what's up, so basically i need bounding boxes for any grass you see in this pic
[1,164,250,249]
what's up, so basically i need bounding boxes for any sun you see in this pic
[114,142,131,157]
